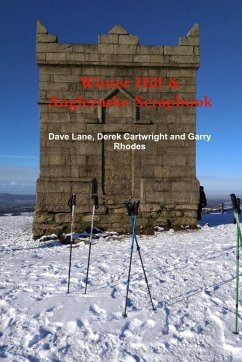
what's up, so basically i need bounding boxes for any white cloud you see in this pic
[198,175,242,194]
[0,166,38,193]
[0,155,37,159]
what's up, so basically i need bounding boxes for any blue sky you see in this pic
[0,0,242,194]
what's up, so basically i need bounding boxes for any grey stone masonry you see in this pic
[33,20,200,238]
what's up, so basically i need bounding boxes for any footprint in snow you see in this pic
[45,305,62,317]
[111,286,117,298]
[111,285,124,298]
[142,319,156,328]
[98,263,110,272]
[67,320,80,332]
[157,301,170,335]
[75,319,97,340]
[89,303,106,317]
[120,319,143,340]
[28,327,52,347]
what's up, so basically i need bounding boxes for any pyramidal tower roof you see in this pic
[108,24,129,35]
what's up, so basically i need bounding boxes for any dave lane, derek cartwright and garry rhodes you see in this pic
[48,132,212,142]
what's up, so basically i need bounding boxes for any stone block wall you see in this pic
[33,21,200,238]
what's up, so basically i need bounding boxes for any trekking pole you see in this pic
[134,233,156,311]
[84,178,99,294]
[235,218,240,334]
[123,200,155,317]
[123,213,136,318]
[67,193,76,294]
[230,193,242,333]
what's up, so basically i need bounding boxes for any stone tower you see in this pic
[33,20,200,239]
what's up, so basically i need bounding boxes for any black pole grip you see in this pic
[123,201,133,215]
[92,178,98,196]
[91,178,99,208]
[237,198,241,215]
[123,200,140,216]
[93,195,99,209]
[230,193,238,212]
[68,194,76,207]
[133,200,140,216]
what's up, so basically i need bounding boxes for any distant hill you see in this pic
[0,193,239,216]
[0,193,36,214]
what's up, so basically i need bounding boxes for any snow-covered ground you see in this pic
[0,214,242,361]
